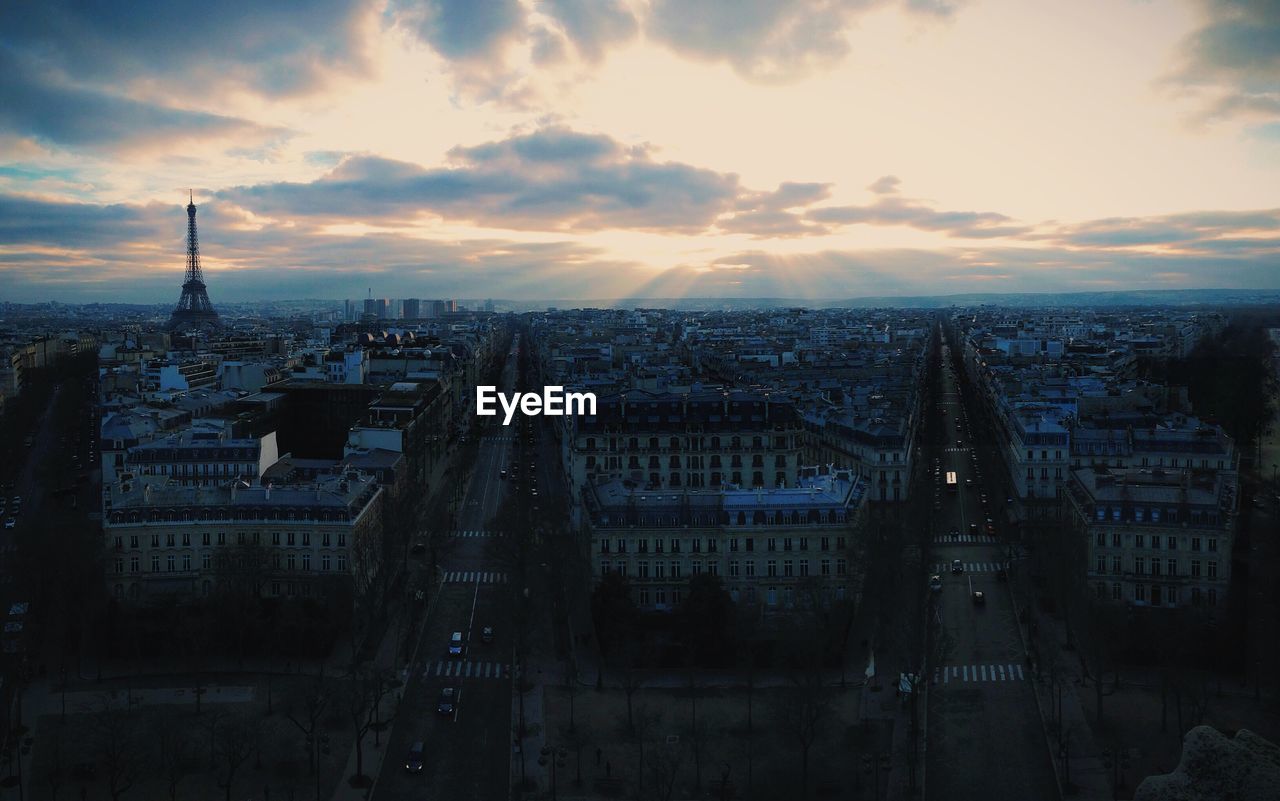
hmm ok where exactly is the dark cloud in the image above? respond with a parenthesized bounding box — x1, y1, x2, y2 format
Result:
(0, 0, 372, 99)
(1167, 0, 1280, 124)
(646, 0, 960, 83)
(1044, 209, 1280, 249)
(403, 0, 526, 61)
(868, 175, 901, 194)
(0, 49, 284, 153)
(540, 0, 639, 62)
(223, 127, 743, 233)
(806, 196, 1030, 238)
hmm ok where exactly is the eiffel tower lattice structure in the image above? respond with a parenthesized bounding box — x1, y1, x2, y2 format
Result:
(168, 192, 221, 331)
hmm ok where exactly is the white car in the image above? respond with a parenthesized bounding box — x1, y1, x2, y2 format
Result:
(3, 518, 15, 529)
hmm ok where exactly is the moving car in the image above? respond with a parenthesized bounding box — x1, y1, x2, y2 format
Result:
(481, 626, 494, 643)
(405, 742, 425, 772)
(448, 631, 464, 657)
(499, 469, 507, 480)
(437, 688, 456, 716)
(3, 518, 14, 530)
(929, 574, 943, 592)
(972, 590, 985, 605)
(968, 522, 979, 536)
(951, 559, 964, 574)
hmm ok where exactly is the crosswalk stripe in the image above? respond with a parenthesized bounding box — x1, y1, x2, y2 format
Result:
(963, 665, 969, 681)
(1017, 664, 1025, 680)
(980, 665, 987, 681)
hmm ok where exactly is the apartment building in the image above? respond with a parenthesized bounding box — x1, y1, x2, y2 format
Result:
(563, 390, 804, 493)
(585, 468, 867, 611)
(104, 469, 384, 603)
(1066, 466, 1234, 609)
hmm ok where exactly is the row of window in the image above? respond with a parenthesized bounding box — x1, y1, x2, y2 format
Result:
(1092, 555, 1219, 579)
(112, 579, 322, 600)
(602, 535, 847, 554)
(1094, 532, 1218, 552)
(1092, 506, 1219, 526)
(113, 531, 348, 549)
(583, 435, 793, 451)
(602, 558, 848, 579)
(1095, 582, 1219, 606)
(633, 584, 847, 607)
(114, 552, 349, 573)
(129, 461, 257, 476)
(587, 454, 788, 469)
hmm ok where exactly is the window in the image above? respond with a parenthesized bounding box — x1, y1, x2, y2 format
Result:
(654, 563, 665, 578)
(302, 532, 310, 546)
(1096, 531, 1105, 547)
(1208, 538, 1218, 552)
(1191, 537, 1201, 552)
(1208, 561, 1218, 579)
(302, 553, 311, 571)
(1112, 557, 1121, 574)
(1135, 534, 1145, 548)
(1191, 560, 1201, 577)
(1208, 588, 1217, 605)
(1167, 558, 1177, 577)
(1111, 532, 1121, 547)
(338, 534, 346, 547)
(182, 532, 190, 546)
(767, 538, 777, 552)
(1167, 536, 1177, 550)
(730, 561, 740, 577)
(767, 560, 778, 577)
(836, 558, 847, 575)
(202, 553, 211, 570)
(218, 532, 226, 545)
(670, 561, 681, 578)
(799, 560, 809, 577)
(821, 559, 831, 576)
(820, 537, 830, 551)
(131, 556, 140, 573)
(1166, 586, 1178, 605)
(1111, 583, 1121, 600)
(273, 532, 281, 545)
(1152, 560, 1161, 576)
(322, 554, 331, 571)
(1096, 556, 1106, 573)
(638, 561, 650, 579)
(115, 558, 124, 574)
(337, 555, 347, 571)
(1135, 583, 1145, 602)
(783, 560, 793, 577)
(182, 553, 191, 571)
(166, 554, 175, 572)
(1135, 557, 1145, 575)
(151, 534, 160, 548)
(745, 561, 756, 577)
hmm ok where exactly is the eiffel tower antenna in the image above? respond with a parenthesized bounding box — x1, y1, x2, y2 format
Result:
(168, 191, 220, 330)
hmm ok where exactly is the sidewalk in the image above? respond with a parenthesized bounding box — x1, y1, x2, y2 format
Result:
(1019, 607, 1111, 801)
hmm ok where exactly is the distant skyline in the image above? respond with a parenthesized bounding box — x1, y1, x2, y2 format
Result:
(2, 0, 1278, 303)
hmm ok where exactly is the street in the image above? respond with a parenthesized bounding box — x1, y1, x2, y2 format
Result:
(373, 352, 521, 801)
(925, 349, 1058, 801)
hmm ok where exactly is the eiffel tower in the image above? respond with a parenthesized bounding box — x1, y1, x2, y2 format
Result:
(168, 192, 221, 330)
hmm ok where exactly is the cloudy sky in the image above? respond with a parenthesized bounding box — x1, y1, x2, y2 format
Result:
(1, 0, 1277, 303)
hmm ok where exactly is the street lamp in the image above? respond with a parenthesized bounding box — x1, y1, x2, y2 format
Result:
(861, 752, 891, 801)
(538, 746, 568, 800)
(1102, 746, 1130, 799)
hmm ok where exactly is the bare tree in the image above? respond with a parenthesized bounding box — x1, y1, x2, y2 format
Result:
(195, 708, 230, 770)
(341, 664, 397, 784)
(646, 740, 685, 801)
(283, 669, 331, 774)
(91, 699, 141, 801)
(624, 702, 662, 799)
(215, 713, 257, 801)
(773, 671, 835, 801)
(156, 711, 195, 801)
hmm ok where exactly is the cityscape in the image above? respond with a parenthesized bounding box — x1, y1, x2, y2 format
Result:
(2, 2, 1279, 801)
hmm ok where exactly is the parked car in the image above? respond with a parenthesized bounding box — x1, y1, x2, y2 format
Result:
(3, 519, 14, 530)
(929, 574, 943, 592)
(481, 626, 494, 643)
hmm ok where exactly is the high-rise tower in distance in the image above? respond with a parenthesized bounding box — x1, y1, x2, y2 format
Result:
(168, 192, 220, 330)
